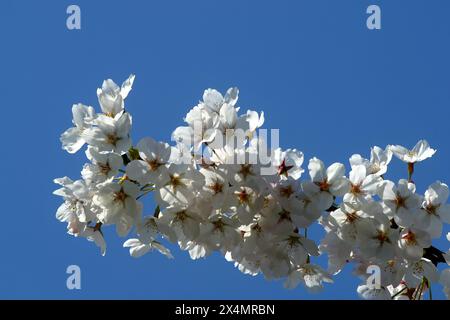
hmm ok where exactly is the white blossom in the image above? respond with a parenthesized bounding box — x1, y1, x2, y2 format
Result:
(123, 238, 173, 259)
(285, 264, 333, 292)
(81, 146, 123, 184)
(55, 78, 450, 300)
(125, 137, 171, 185)
(93, 180, 141, 236)
(417, 181, 450, 238)
(343, 165, 382, 205)
(380, 179, 422, 228)
(390, 140, 436, 163)
(271, 148, 304, 180)
(53, 177, 96, 223)
(357, 284, 391, 300)
(397, 227, 431, 260)
(350, 145, 392, 176)
(60, 103, 96, 154)
(83, 112, 132, 153)
(97, 74, 135, 118)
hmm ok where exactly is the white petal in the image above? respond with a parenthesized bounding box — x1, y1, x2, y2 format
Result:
(390, 145, 409, 161)
(130, 244, 151, 258)
(123, 238, 142, 248)
(308, 157, 325, 182)
(349, 165, 366, 185)
(326, 163, 345, 184)
(224, 87, 239, 106)
(120, 74, 135, 99)
(60, 127, 85, 154)
(203, 89, 223, 112)
(126, 160, 150, 184)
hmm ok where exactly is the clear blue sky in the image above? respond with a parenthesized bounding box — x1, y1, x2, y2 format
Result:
(1, 0, 449, 299)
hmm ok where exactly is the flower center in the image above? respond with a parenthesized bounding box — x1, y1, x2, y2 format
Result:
(212, 219, 225, 232)
(402, 230, 417, 246)
(251, 223, 262, 234)
(209, 181, 224, 195)
(169, 174, 184, 190)
(239, 164, 253, 179)
(278, 209, 292, 223)
(395, 194, 407, 210)
(107, 133, 119, 146)
(98, 162, 111, 175)
(279, 185, 294, 198)
(350, 183, 362, 195)
(174, 210, 188, 222)
(287, 235, 300, 247)
(277, 159, 294, 177)
(346, 211, 359, 223)
(317, 179, 330, 192)
(425, 203, 439, 216)
(236, 189, 251, 204)
(375, 230, 390, 244)
(147, 158, 162, 171)
(114, 189, 127, 203)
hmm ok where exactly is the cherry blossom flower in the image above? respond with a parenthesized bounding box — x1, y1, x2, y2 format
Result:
(285, 264, 333, 292)
(157, 205, 202, 242)
(202, 87, 238, 113)
(318, 232, 352, 275)
(125, 137, 171, 185)
(308, 157, 349, 209)
(154, 164, 205, 207)
(380, 179, 422, 228)
(53, 177, 96, 223)
(83, 112, 132, 154)
(245, 110, 264, 138)
(65, 218, 106, 256)
(350, 145, 392, 176)
(417, 181, 450, 238)
(197, 215, 241, 251)
(226, 185, 264, 224)
(390, 140, 436, 164)
(276, 232, 320, 266)
(198, 167, 229, 210)
(81, 146, 123, 184)
(357, 221, 398, 261)
(93, 180, 141, 236)
(270, 148, 304, 180)
(398, 227, 431, 260)
(343, 165, 382, 205)
(328, 203, 374, 243)
(97, 74, 135, 118)
(403, 258, 439, 288)
(357, 284, 391, 300)
(60, 103, 96, 154)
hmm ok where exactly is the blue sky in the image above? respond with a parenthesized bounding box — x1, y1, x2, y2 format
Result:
(1, 0, 449, 299)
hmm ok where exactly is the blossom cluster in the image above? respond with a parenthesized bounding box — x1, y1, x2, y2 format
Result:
(54, 75, 450, 299)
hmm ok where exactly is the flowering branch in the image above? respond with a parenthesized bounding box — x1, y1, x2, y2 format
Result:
(54, 75, 450, 299)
